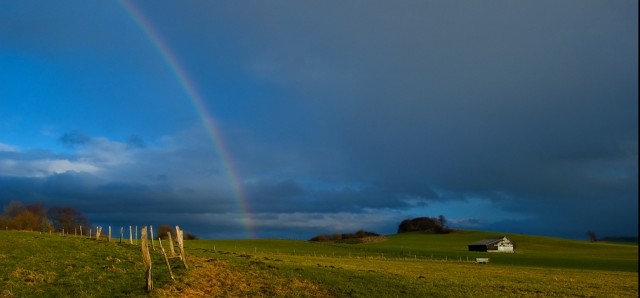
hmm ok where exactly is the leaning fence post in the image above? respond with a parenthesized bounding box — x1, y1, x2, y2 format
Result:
(167, 232, 176, 257)
(176, 225, 188, 269)
(141, 226, 153, 292)
(158, 237, 175, 280)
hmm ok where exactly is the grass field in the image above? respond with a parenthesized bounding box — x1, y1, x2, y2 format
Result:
(1, 230, 637, 297)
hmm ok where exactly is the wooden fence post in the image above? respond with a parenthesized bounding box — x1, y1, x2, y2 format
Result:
(176, 225, 188, 269)
(129, 226, 133, 245)
(108, 226, 111, 242)
(158, 237, 175, 280)
(141, 226, 153, 292)
(150, 226, 155, 251)
(135, 226, 138, 245)
(120, 227, 123, 243)
(167, 232, 176, 257)
(80, 226, 83, 237)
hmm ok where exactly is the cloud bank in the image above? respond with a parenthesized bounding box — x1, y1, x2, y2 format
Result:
(0, 0, 637, 239)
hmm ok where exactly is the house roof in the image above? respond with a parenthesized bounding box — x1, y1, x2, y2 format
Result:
(468, 236, 508, 246)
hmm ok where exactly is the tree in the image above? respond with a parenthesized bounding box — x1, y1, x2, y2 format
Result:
(437, 215, 447, 229)
(0, 215, 10, 230)
(184, 232, 199, 240)
(2, 202, 52, 231)
(11, 210, 40, 230)
(3, 200, 25, 217)
(157, 224, 197, 240)
(587, 230, 598, 242)
(25, 203, 52, 231)
(157, 224, 176, 240)
(309, 230, 380, 242)
(47, 206, 89, 232)
(398, 216, 451, 234)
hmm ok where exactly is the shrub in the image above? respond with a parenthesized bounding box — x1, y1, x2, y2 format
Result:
(397, 216, 452, 234)
(309, 230, 380, 242)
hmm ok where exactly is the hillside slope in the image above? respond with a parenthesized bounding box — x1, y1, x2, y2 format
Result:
(2, 230, 637, 297)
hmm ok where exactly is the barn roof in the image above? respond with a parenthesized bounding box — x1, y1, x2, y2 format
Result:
(468, 236, 508, 246)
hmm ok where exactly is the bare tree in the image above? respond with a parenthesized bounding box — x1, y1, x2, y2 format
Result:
(437, 215, 447, 229)
(3, 200, 25, 217)
(587, 230, 598, 242)
(47, 206, 89, 232)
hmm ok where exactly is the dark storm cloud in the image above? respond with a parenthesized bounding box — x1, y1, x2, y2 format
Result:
(58, 130, 91, 147)
(244, 179, 425, 213)
(126, 135, 145, 149)
(0, 1, 636, 239)
(187, 0, 637, 237)
(0, 171, 226, 215)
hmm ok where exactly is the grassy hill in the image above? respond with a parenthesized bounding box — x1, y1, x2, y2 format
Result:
(1, 230, 637, 297)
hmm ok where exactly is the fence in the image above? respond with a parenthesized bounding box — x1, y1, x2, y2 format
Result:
(201, 244, 486, 264)
(47, 224, 188, 292)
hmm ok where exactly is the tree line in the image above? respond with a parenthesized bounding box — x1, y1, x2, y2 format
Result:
(1, 200, 200, 239)
(310, 215, 453, 241)
(397, 215, 452, 234)
(0, 200, 90, 232)
(157, 224, 199, 240)
(309, 230, 380, 242)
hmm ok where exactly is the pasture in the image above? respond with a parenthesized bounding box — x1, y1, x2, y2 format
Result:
(1, 230, 637, 297)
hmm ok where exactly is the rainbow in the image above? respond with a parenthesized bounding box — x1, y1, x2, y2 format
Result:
(119, 0, 255, 238)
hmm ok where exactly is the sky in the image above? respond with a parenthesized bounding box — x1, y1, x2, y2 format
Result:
(1, 0, 637, 240)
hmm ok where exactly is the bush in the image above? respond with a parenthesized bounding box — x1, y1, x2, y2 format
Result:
(184, 232, 199, 240)
(309, 230, 380, 242)
(397, 216, 452, 234)
(157, 224, 198, 240)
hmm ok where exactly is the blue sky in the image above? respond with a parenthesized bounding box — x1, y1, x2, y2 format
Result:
(1, 0, 637, 239)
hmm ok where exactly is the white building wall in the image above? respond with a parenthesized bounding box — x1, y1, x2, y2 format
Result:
(497, 245, 514, 253)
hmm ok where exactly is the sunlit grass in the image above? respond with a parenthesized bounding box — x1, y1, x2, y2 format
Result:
(0, 230, 174, 297)
(1, 230, 637, 297)
(185, 231, 638, 296)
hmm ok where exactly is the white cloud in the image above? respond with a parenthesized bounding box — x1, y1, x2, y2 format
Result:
(77, 137, 132, 167)
(0, 143, 19, 152)
(35, 159, 100, 175)
(0, 158, 101, 177)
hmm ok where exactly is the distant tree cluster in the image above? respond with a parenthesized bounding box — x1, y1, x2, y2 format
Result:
(309, 229, 380, 242)
(157, 224, 199, 240)
(0, 200, 89, 232)
(397, 215, 452, 234)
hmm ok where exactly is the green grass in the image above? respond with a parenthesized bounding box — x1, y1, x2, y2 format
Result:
(0, 230, 178, 297)
(1, 230, 637, 297)
(184, 231, 638, 296)
(187, 230, 638, 272)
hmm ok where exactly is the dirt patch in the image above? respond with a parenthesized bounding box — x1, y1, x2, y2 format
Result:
(153, 255, 330, 297)
(10, 268, 56, 285)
